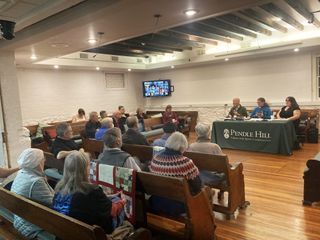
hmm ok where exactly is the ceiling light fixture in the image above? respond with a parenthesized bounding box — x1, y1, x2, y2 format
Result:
(171, 65, 175, 69)
(88, 39, 97, 44)
(128, 68, 132, 72)
(141, 42, 146, 46)
(184, 9, 198, 16)
(30, 54, 37, 60)
(294, 48, 300, 52)
(96, 67, 100, 70)
(225, 58, 229, 62)
(54, 65, 59, 69)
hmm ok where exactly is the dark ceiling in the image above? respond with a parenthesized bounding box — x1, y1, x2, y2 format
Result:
(85, 0, 320, 58)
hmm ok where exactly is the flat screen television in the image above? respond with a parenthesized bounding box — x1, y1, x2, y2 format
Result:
(142, 79, 171, 97)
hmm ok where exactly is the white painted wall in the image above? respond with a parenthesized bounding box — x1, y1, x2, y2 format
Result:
(17, 68, 144, 125)
(142, 52, 313, 107)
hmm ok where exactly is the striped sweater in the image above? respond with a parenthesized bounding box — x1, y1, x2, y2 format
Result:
(150, 148, 200, 181)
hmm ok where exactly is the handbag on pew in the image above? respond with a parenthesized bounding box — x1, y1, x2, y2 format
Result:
(107, 220, 134, 240)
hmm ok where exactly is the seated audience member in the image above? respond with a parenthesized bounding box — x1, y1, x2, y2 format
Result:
(98, 128, 141, 171)
(162, 105, 178, 124)
(72, 108, 87, 123)
(51, 123, 80, 159)
(150, 132, 202, 216)
(136, 107, 147, 131)
(85, 111, 101, 138)
(122, 116, 149, 146)
(113, 111, 126, 134)
(95, 117, 114, 140)
(189, 123, 222, 155)
(53, 151, 127, 235)
(11, 148, 54, 239)
(228, 98, 248, 118)
(250, 97, 272, 119)
(118, 105, 128, 118)
(153, 122, 176, 147)
(276, 96, 301, 130)
(99, 110, 108, 120)
(189, 123, 224, 186)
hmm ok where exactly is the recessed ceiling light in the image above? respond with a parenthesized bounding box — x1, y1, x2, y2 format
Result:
(184, 9, 198, 16)
(30, 55, 37, 60)
(128, 68, 131, 72)
(225, 58, 229, 61)
(96, 67, 100, 70)
(54, 65, 59, 69)
(171, 65, 175, 69)
(88, 39, 97, 44)
(141, 42, 146, 46)
(294, 48, 299, 52)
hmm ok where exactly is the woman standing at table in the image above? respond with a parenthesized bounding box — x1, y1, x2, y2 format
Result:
(251, 97, 273, 119)
(276, 96, 301, 130)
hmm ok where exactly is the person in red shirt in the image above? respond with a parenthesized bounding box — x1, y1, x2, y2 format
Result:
(162, 105, 178, 124)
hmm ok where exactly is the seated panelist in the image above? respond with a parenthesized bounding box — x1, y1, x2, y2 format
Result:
(228, 98, 248, 118)
(250, 97, 273, 119)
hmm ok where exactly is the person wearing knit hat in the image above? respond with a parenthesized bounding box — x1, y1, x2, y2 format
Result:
(11, 148, 54, 239)
(152, 122, 176, 147)
(150, 132, 202, 216)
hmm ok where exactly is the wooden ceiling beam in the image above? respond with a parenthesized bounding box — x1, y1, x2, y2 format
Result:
(285, 0, 320, 28)
(193, 22, 243, 41)
(201, 18, 257, 38)
(172, 25, 232, 43)
(85, 48, 147, 57)
(260, 3, 304, 31)
(119, 42, 174, 53)
(218, 14, 272, 36)
(162, 30, 218, 46)
(239, 9, 287, 33)
(152, 33, 205, 48)
(132, 35, 193, 50)
(127, 39, 186, 52)
(110, 44, 166, 55)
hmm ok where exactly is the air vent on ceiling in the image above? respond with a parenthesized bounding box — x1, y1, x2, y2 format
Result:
(111, 56, 119, 62)
(79, 53, 88, 59)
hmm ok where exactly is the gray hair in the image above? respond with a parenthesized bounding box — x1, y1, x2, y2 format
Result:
(103, 127, 122, 148)
(89, 111, 98, 120)
(165, 132, 188, 153)
(126, 116, 138, 129)
(101, 117, 114, 128)
(55, 151, 94, 195)
(195, 123, 211, 139)
(56, 123, 70, 137)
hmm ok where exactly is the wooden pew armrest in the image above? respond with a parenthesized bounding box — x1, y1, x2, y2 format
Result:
(230, 162, 243, 172)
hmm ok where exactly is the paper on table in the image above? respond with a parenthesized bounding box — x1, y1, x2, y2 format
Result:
(98, 164, 114, 184)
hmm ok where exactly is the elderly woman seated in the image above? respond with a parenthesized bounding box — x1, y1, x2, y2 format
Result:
(95, 117, 114, 140)
(11, 148, 54, 239)
(150, 132, 202, 216)
(189, 123, 226, 197)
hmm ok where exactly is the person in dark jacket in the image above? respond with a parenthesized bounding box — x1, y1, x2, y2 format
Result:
(98, 128, 141, 171)
(52, 151, 126, 234)
(51, 123, 80, 159)
(122, 116, 149, 146)
(85, 111, 101, 138)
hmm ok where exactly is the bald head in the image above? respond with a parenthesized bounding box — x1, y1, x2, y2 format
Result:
(233, 98, 240, 107)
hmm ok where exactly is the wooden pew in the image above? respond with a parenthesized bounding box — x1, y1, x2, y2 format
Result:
(136, 171, 216, 239)
(121, 144, 249, 219)
(184, 151, 249, 219)
(0, 187, 106, 240)
(303, 154, 320, 205)
(83, 138, 104, 159)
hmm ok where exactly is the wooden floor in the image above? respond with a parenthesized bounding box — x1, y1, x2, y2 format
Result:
(188, 134, 320, 240)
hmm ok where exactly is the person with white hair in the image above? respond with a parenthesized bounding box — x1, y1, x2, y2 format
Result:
(11, 148, 54, 239)
(95, 117, 114, 140)
(122, 116, 149, 146)
(189, 123, 222, 155)
(98, 128, 141, 171)
(150, 132, 202, 216)
(228, 97, 248, 118)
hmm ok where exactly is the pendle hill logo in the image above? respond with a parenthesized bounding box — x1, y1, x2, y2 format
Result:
(223, 128, 271, 142)
(223, 129, 230, 139)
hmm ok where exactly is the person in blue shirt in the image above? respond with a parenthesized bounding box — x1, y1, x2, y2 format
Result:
(95, 117, 114, 140)
(250, 97, 273, 119)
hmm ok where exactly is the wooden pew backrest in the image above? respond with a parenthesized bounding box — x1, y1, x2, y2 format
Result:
(0, 187, 106, 240)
